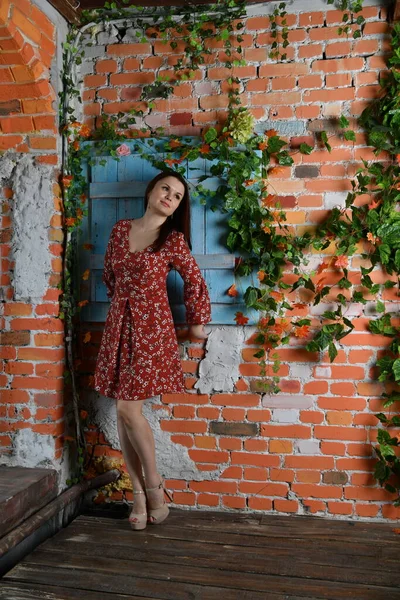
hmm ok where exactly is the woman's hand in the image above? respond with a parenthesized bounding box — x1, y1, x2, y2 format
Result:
(188, 324, 208, 340)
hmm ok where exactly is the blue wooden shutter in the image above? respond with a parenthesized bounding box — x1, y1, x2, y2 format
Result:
(78, 139, 255, 324)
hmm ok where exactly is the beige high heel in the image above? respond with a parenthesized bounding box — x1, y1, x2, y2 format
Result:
(145, 478, 173, 525)
(128, 489, 147, 531)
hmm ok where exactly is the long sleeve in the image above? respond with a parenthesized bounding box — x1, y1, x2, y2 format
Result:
(103, 225, 116, 299)
(169, 231, 211, 324)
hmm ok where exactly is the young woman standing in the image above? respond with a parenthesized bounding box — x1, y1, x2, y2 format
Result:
(94, 171, 211, 530)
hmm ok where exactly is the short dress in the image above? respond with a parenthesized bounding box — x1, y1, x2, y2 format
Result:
(94, 219, 211, 401)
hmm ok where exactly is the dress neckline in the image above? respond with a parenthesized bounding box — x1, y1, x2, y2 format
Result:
(126, 219, 155, 254)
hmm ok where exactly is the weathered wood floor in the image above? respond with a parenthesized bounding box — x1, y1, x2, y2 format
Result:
(1, 506, 399, 600)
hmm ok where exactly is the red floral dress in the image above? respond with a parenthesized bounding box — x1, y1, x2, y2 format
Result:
(94, 219, 211, 401)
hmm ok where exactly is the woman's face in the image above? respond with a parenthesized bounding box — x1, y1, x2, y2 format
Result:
(147, 176, 185, 218)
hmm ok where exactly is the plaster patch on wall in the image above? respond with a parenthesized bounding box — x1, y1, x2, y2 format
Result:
(89, 392, 225, 481)
(6, 428, 56, 468)
(195, 326, 250, 394)
(0, 153, 54, 301)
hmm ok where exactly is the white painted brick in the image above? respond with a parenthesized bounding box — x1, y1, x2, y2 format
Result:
(296, 440, 321, 455)
(83, 45, 106, 59)
(314, 367, 331, 378)
(272, 409, 299, 423)
(262, 395, 313, 409)
(324, 193, 347, 210)
(290, 364, 312, 379)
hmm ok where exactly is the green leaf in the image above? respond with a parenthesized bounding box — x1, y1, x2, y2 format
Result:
(299, 143, 313, 155)
(204, 128, 217, 143)
(253, 349, 265, 359)
(344, 130, 356, 142)
(376, 300, 385, 313)
(392, 358, 400, 381)
(339, 115, 349, 128)
(328, 341, 338, 362)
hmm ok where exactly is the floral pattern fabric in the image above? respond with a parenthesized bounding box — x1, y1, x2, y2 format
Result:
(94, 219, 211, 401)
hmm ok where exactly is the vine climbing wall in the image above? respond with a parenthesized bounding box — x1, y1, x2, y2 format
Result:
(78, 1, 400, 520)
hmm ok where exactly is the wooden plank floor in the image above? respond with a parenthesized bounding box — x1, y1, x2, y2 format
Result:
(1, 506, 399, 600)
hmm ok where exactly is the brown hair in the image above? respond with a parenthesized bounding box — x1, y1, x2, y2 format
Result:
(144, 170, 192, 252)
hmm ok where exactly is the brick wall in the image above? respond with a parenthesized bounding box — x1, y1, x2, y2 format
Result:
(80, 3, 400, 520)
(0, 0, 66, 466)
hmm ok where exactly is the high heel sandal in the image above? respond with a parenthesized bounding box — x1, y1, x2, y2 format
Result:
(128, 489, 147, 531)
(145, 478, 173, 525)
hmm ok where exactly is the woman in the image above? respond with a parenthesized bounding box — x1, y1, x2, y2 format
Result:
(94, 171, 211, 530)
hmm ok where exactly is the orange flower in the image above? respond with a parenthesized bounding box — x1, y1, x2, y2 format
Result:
(82, 269, 90, 280)
(265, 129, 278, 138)
(270, 290, 284, 302)
(269, 167, 285, 176)
(78, 299, 89, 307)
(244, 179, 256, 186)
(334, 255, 348, 269)
(292, 302, 307, 309)
(227, 284, 239, 297)
(315, 276, 327, 292)
(83, 243, 94, 250)
(169, 139, 181, 149)
(199, 144, 210, 154)
(80, 194, 87, 204)
(294, 324, 310, 338)
(259, 317, 269, 329)
(62, 175, 73, 188)
(396, 154, 400, 164)
(79, 124, 91, 137)
(367, 232, 376, 243)
(83, 331, 91, 343)
(76, 208, 83, 219)
(317, 261, 330, 274)
(262, 224, 271, 234)
(80, 409, 88, 419)
(65, 217, 76, 227)
(164, 158, 180, 166)
(261, 194, 276, 208)
(235, 311, 249, 325)
(272, 211, 284, 223)
(73, 141, 80, 151)
(368, 198, 380, 210)
(70, 121, 81, 129)
(269, 318, 290, 336)
(258, 141, 267, 151)
(257, 270, 266, 282)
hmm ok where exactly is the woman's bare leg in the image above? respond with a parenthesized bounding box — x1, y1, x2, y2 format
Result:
(117, 400, 160, 489)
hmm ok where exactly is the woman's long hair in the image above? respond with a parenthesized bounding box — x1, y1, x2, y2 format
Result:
(144, 170, 191, 251)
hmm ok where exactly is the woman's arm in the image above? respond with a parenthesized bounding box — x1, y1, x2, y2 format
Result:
(169, 231, 211, 330)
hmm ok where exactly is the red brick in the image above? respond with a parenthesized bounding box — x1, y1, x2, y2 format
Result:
(162, 393, 208, 405)
(188, 449, 229, 463)
(96, 59, 118, 73)
(161, 420, 207, 434)
(314, 426, 367, 442)
(248, 497, 273, 510)
(211, 394, 260, 407)
(312, 58, 364, 73)
(11, 376, 63, 390)
(292, 483, 343, 499)
(231, 452, 280, 467)
(262, 424, 311, 439)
